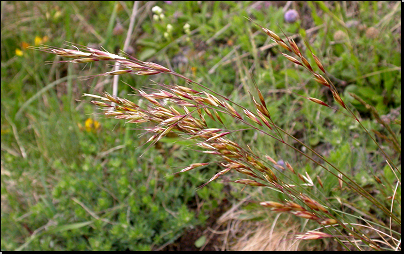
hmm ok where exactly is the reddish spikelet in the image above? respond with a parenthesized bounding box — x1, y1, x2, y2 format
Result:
(250, 93, 271, 119)
(159, 115, 184, 127)
(204, 108, 215, 121)
(338, 173, 343, 189)
(197, 142, 217, 150)
(103, 92, 119, 104)
(90, 100, 113, 108)
(234, 179, 266, 186)
(282, 53, 303, 66)
(135, 69, 162, 76)
(265, 155, 277, 165)
(296, 231, 333, 240)
(298, 173, 306, 182)
(285, 162, 295, 174)
(256, 110, 273, 130)
(256, 89, 267, 109)
(205, 132, 231, 142)
(263, 28, 282, 41)
(176, 163, 209, 174)
(236, 168, 260, 178)
(262, 170, 277, 183)
(300, 194, 320, 211)
(223, 162, 244, 169)
(260, 201, 285, 208)
(312, 53, 326, 74)
(117, 60, 149, 71)
(223, 101, 242, 119)
(222, 139, 241, 149)
(105, 69, 134, 76)
(300, 55, 313, 72)
(48, 47, 92, 58)
(332, 90, 346, 109)
(307, 97, 330, 107)
(63, 57, 99, 63)
(313, 73, 330, 87)
(288, 38, 301, 56)
(271, 207, 293, 212)
(138, 90, 161, 106)
(142, 61, 170, 72)
(316, 176, 324, 188)
(285, 201, 305, 211)
(243, 109, 262, 126)
(320, 218, 338, 225)
(202, 92, 221, 107)
(87, 48, 126, 60)
(198, 167, 231, 189)
(202, 96, 218, 107)
(300, 194, 328, 213)
(209, 94, 224, 107)
(277, 40, 292, 52)
(168, 106, 181, 116)
(176, 85, 200, 94)
(171, 88, 193, 100)
(156, 124, 177, 140)
(149, 90, 175, 99)
(291, 210, 319, 220)
(214, 110, 224, 124)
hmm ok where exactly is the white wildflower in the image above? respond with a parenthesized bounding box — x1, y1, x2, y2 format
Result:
(152, 6, 162, 14)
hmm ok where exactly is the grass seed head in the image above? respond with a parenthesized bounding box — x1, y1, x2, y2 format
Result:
(260, 201, 285, 208)
(316, 175, 324, 188)
(234, 179, 266, 186)
(214, 110, 224, 124)
(285, 201, 305, 211)
(332, 90, 346, 109)
(313, 73, 330, 87)
(308, 97, 330, 107)
(223, 101, 242, 119)
(291, 210, 319, 220)
(142, 61, 170, 72)
(256, 110, 273, 130)
(277, 40, 292, 52)
(288, 38, 301, 55)
(262, 28, 281, 41)
(296, 231, 333, 240)
(320, 218, 338, 225)
(338, 173, 343, 189)
(285, 162, 295, 174)
(176, 162, 209, 174)
(265, 155, 277, 165)
(243, 109, 262, 126)
(300, 55, 313, 72)
(311, 53, 326, 74)
(282, 53, 303, 66)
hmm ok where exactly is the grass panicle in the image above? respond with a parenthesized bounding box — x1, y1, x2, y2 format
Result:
(36, 16, 401, 251)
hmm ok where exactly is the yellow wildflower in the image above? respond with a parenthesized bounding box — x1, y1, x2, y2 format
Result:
(35, 36, 42, 46)
(84, 118, 101, 132)
(15, 49, 23, 56)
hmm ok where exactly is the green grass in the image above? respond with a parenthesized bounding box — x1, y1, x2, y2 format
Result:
(1, 1, 401, 251)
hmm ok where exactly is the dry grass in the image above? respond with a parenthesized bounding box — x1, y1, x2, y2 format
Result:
(218, 209, 303, 251)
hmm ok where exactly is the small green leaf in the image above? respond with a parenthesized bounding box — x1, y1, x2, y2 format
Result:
(138, 48, 156, 61)
(194, 235, 206, 248)
(49, 221, 94, 233)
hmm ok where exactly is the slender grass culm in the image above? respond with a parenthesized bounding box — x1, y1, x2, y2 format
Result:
(34, 17, 401, 251)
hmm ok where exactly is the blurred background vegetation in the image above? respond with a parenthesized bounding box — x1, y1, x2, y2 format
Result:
(1, 1, 401, 251)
